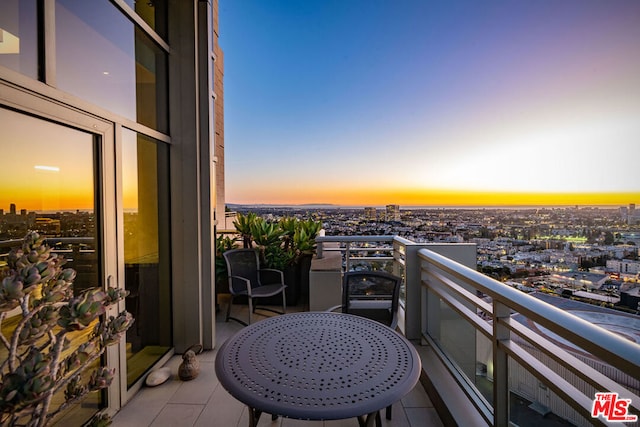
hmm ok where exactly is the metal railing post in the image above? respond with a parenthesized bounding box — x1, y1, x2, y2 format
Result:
(345, 242, 351, 272)
(493, 301, 510, 426)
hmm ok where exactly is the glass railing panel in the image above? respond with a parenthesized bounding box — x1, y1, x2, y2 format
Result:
(421, 246, 640, 426)
(434, 296, 478, 382)
(507, 357, 593, 426)
(475, 332, 493, 405)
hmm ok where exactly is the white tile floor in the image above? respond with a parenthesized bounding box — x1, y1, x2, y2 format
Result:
(112, 305, 444, 427)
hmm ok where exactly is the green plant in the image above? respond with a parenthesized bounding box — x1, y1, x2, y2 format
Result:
(0, 232, 134, 427)
(215, 235, 237, 284)
(293, 218, 323, 256)
(233, 212, 257, 249)
(231, 213, 322, 270)
(250, 218, 292, 270)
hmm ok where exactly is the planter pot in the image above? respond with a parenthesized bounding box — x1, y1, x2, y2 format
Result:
(260, 264, 298, 306)
(297, 254, 313, 305)
(228, 255, 313, 308)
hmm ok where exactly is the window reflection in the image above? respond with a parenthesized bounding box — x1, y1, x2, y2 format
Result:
(0, 107, 99, 292)
(123, 0, 168, 39)
(122, 129, 171, 387)
(0, 106, 101, 424)
(135, 26, 168, 133)
(56, 0, 168, 132)
(0, 0, 38, 79)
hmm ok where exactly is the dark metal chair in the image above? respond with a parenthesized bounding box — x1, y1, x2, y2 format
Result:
(328, 270, 402, 423)
(223, 249, 287, 325)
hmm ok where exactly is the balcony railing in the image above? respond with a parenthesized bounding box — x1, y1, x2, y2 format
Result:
(316, 235, 640, 426)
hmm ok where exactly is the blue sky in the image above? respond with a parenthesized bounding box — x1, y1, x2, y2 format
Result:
(220, 1, 640, 206)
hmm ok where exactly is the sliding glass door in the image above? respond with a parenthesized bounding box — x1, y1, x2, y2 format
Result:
(121, 129, 172, 387)
(0, 105, 110, 425)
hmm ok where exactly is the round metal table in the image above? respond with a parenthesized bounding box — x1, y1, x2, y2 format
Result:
(215, 312, 422, 427)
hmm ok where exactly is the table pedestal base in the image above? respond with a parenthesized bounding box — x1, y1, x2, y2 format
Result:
(247, 408, 278, 427)
(247, 407, 381, 427)
(357, 411, 382, 427)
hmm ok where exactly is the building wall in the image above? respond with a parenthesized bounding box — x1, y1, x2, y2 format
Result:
(213, 0, 226, 228)
(0, 0, 218, 414)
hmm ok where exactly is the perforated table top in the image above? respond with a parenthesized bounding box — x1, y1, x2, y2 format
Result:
(215, 312, 421, 422)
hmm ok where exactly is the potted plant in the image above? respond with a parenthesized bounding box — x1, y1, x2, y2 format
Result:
(215, 234, 238, 310)
(231, 213, 322, 305)
(0, 232, 134, 426)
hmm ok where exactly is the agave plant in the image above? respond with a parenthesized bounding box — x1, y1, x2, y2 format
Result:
(0, 232, 134, 427)
(232, 212, 257, 248)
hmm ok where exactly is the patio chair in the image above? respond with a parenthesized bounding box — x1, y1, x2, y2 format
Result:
(223, 248, 287, 325)
(327, 270, 402, 422)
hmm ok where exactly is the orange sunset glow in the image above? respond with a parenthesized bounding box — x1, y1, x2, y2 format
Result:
(228, 185, 640, 208)
(223, 2, 640, 207)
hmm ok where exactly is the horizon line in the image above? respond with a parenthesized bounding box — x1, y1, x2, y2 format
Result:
(227, 202, 634, 209)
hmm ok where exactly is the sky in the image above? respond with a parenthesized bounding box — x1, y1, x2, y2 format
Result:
(220, 0, 640, 207)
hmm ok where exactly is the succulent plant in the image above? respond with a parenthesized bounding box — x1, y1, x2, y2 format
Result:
(86, 411, 112, 427)
(58, 289, 107, 331)
(98, 312, 135, 346)
(105, 287, 129, 305)
(88, 367, 115, 391)
(0, 274, 25, 312)
(0, 232, 134, 426)
(64, 375, 87, 401)
(18, 305, 59, 346)
(0, 350, 54, 411)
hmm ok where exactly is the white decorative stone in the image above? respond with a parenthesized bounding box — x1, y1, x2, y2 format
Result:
(145, 367, 172, 387)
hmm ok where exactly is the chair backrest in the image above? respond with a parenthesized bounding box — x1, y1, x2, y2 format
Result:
(341, 271, 401, 328)
(223, 249, 261, 293)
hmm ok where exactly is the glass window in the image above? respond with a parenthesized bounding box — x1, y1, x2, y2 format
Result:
(0, 106, 102, 424)
(135, 26, 168, 133)
(123, 0, 167, 39)
(0, 0, 38, 79)
(122, 129, 171, 387)
(0, 107, 99, 292)
(56, 0, 168, 133)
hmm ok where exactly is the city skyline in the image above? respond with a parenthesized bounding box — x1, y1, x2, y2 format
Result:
(220, 1, 640, 206)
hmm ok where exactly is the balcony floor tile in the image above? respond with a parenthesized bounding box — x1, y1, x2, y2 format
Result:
(113, 303, 443, 427)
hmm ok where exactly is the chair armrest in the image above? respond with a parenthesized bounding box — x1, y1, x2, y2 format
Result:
(325, 305, 342, 313)
(258, 268, 285, 285)
(228, 275, 252, 295)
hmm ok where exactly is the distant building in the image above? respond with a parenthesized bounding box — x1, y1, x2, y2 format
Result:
(607, 259, 640, 275)
(363, 207, 377, 221)
(624, 203, 640, 225)
(35, 217, 61, 235)
(9, 204, 16, 215)
(549, 271, 608, 290)
(385, 204, 400, 222)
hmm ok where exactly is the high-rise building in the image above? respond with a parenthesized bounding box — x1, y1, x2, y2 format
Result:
(386, 204, 400, 222)
(0, 1, 223, 421)
(620, 206, 628, 221)
(364, 207, 377, 221)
